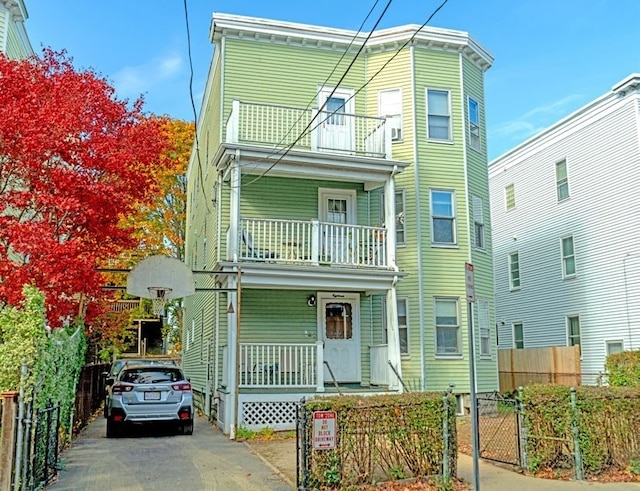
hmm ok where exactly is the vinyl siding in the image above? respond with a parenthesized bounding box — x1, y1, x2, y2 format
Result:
(491, 92, 640, 383)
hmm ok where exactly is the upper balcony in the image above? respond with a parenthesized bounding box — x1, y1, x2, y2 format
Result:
(225, 100, 392, 160)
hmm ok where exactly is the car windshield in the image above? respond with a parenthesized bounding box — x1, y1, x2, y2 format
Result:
(119, 368, 183, 384)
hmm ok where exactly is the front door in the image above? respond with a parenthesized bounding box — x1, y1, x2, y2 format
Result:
(319, 188, 356, 263)
(319, 293, 360, 383)
(318, 87, 355, 152)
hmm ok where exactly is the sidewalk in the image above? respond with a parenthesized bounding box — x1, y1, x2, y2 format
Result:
(247, 439, 640, 490)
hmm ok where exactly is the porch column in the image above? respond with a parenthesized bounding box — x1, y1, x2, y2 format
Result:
(386, 287, 403, 391)
(227, 278, 238, 438)
(229, 150, 241, 262)
(315, 341, 325, 393)
(384, 174, 397, 270)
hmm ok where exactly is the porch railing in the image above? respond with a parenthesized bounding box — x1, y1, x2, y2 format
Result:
(223, 343, 323, 390)
(226, 99, 390, 158)
(237, 218, 387, 268)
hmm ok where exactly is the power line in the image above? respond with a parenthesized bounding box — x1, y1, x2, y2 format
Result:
(183, 0, 211, 214)
(241, 0, 394, 188)
(241, 0, 448, 188)
(240, 0, 383, 177)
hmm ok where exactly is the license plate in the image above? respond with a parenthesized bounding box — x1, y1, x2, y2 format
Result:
(144, 391, 161, 401)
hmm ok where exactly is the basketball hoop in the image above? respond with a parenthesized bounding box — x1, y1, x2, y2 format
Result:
(148, 287, 172, 316)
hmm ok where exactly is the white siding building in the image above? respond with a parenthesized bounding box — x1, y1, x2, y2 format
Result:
(489, 74, 640, 384)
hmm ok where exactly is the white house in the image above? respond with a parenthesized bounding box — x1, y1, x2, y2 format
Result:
(489, 73, 640, 384)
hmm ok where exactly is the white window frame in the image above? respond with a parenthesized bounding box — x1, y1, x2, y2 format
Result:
(606, 340, 624, 356)
(505, 183, 516, 211)
(513, 322, 524, 349)
(467, 96, 481, 151)
(378, 88, 403, 142)
(381, 297, 409, 355)
(430, 189, 456, 245)
(566, 315, 580, 350)
(556, 159, 570, 201)
(426, 88, 452, 141)
(561, 235, 576, 278)
(478, 299, 491, 357)
(382, 189, 406, 245)
(509, 252, 521, 290)
(435, 297, 461, 356)
(472, 195, 485, 250)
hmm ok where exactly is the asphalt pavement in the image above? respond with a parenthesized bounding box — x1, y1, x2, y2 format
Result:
(47, 414, 292, 491)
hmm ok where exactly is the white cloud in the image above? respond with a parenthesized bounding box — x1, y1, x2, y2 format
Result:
(112, 51, 184, 100)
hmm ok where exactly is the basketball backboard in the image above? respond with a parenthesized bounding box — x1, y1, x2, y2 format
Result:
(126, 255, 195, 300)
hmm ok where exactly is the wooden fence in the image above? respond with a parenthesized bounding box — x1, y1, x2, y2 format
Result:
(498, 345, 581, 392)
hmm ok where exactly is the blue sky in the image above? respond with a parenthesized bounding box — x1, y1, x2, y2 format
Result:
(25, 0, 640, 160)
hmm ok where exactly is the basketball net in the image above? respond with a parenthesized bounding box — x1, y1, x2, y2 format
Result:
(148, 287, 172, 316)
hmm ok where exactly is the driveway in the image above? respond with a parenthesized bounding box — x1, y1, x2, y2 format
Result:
(47, 415, 292, 490)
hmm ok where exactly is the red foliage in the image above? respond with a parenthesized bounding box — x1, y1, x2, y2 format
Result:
(0, 50, 170, 326)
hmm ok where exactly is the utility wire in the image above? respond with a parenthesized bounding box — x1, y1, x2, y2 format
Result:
(183, 0, 211, 214)
(240, 0, 382, 176)
(241, 0, 394, 188)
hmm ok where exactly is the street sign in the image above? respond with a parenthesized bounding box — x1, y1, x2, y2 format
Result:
(465, 262, 475, 303)
(312, 410, 337, 450)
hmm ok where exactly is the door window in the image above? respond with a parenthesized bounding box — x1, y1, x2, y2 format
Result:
(325, 303, 353, 340)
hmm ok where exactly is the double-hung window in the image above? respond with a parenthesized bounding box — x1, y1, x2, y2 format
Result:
(468, 97, 480, 150)
(435, 298, 460, 355)
(509, 252, 521, 290)
(567, 315, 580, 350)
(380, 189, 406, 245)
(556, 159, 569, 201)
(562, 235, 576, 277)
(427, 89, 451, 140)
(431, 190, 456, 245)
(513, 323, 524, 349)
(472, 195, 485, 250)
(379, 88, 402, 141)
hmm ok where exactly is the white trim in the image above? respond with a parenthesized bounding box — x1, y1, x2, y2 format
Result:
(561, 234, 577, 279)
(508, 251, 521, 291)
(434, 296, 462, 357)
(467, 95, 481, 152)
(318, 187, 357, 225)
(512, 321, 524, 349)
(378, 87, 403, 142)
(429, 188, 457, 245)
(605, 339, 624, 356)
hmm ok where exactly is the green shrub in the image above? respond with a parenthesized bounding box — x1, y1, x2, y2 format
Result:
(606, 350, 640, 387)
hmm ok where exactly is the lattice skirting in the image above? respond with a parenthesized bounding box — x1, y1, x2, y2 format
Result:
(240, 400, 298, 430)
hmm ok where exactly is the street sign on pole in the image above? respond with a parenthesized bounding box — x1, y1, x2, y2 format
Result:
(313, 411, 337, 450)
(465, 262, 480, 491)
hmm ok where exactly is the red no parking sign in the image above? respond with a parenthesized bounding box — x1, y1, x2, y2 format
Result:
(312, 411, 336, 450)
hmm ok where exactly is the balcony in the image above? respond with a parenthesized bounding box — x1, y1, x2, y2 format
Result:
(225, 100, 391, 159)
(235, 218, 388, 269)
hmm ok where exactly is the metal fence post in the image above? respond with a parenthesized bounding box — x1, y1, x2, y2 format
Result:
(296, 397, 307, 491)
(517, 386, 528, 471)
(570, 387, 583, 480)
(442, 387, 452, 481)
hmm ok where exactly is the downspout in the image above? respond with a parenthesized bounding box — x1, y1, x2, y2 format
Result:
(410, 45, 427, 390)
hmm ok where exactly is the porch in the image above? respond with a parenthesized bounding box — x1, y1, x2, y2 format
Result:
(225, 99, 392, 159)
(218, 342, 396, 431)
(234, 218, 388, 268)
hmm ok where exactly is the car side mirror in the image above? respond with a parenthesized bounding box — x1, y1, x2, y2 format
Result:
(106, 377, 115, 386)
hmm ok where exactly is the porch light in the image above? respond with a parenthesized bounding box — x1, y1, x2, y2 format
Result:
(307, 295, 316, 307)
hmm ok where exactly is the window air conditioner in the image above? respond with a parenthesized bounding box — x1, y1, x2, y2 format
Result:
(391, 127, 402, 141)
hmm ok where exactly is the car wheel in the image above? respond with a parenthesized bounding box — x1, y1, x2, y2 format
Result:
(106, 418, 119, 438)
(181, 420, 194, 435)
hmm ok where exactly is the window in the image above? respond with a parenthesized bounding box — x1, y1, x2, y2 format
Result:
(431, 190, 456, 244)
(468, 97, 480, 150)
(381, 297, 409, 355)
(505, 184, 516, 210)
(478, 299, 491, 357)
(435, 298, 460, 355)
(472, 195, 485, 249)
(606, 340, 624, 356)
(567, 315, 580, 349)
(562, 235, 576, 277)
(556, 159, 569, 201)
(427, 89, 451, 140)
(379, 88, 402, 141)
(513, 323, 524, 349)
(509, 252, 521, 290)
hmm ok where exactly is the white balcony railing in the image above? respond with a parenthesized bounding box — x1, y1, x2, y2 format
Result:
(225, 100, 390, 158)
(223, 343, 323, 390)
(237, 218, 388, 268)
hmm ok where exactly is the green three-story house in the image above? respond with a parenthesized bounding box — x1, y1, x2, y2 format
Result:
(184, 13, 497, 436)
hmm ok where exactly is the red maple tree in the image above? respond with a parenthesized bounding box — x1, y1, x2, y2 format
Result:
(0, 50, 170, 326)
